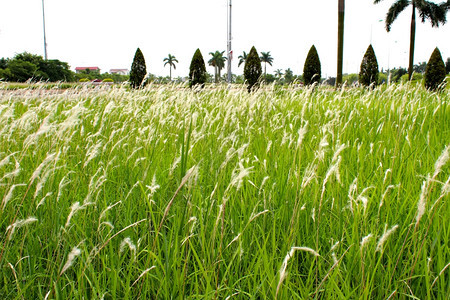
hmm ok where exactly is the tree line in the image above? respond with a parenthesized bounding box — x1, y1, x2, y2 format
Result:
(0, 52, 129, 83)
(129, 44, 449, 91)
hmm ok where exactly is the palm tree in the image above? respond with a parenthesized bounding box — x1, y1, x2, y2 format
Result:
(163, 54, 178, 81)
(238, 51, 247, 67)
(260, 52, 274, 79)
(374, 0, 449, 80)
(274, 69, 284, 80)
(208, 51, 227, 83)
(337, 0, 345, 86)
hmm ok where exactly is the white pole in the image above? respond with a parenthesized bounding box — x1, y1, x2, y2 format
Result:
(42, 0, 48, 60)
(227, 0, 232, 84)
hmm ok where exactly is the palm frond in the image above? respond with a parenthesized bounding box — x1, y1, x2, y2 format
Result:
(417, 1, 448, 27)
(386, 0, 411, 31)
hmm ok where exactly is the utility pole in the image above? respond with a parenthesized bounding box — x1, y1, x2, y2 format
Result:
(227, 0, 232, 84)
(336, 0, 344, 86)
(42, 0, 48, 60)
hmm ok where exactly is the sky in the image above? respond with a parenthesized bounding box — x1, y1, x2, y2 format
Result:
(1, 0, 449, 79)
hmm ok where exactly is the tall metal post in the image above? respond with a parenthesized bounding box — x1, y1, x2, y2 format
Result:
(42, 0, 48, 60)
(227, 0, 232, 84)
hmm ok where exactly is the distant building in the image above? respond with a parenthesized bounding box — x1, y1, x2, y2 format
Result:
(75, 67, 100, 74)
(110, 69, 129, 75)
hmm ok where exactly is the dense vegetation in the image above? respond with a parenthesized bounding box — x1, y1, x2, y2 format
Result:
(0, 85, 448, 298)
(0, 52, 73, 82)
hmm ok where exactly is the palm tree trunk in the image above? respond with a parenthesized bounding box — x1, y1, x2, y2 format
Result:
(408, 3, 416, 81)
(215, 66, 218, 83)
(336, 0, 345, 87)
(264, 63, 267, 82)
(170, 66, 172, 81)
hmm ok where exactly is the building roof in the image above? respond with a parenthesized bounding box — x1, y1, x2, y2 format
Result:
(110, 69, 128, 72)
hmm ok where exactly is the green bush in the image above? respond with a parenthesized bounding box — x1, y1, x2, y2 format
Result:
(189, 49, 207, 88)
(129, 48, 147, 89)
(303, 45, 321, 86)
(424, 47, 446, 91)
(103, 78, 114, 83)
(400, 73, 423, 83)
(359, 45, 379, 87)
(79, 78, 90, 83)
(244, 46, 262, 92)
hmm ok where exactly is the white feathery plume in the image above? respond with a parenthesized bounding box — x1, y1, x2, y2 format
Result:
(376, 224, 399, 252)
(60, 246, 82, 275)
(1, 159, 21, 181)
(131, 266, 156, 287)
(415, 179, 429, 226)
(36, 192, 53, 210)
(296, 122, 308, 149)
(6, 217, 38, 240)
(30, 152, 57, 183)
(65, 201, 94, 227)
(360, 234, 373, 250)
(119, 237, 137, 260)
(2, 183, 27, 209)
(99, 201, 122, 220)
(432, 145, 449, 180)
(276, 246, 320, 296)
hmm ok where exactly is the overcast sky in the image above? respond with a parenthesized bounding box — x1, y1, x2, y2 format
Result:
(1, 0, 449, 78)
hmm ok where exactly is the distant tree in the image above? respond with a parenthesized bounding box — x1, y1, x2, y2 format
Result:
(129, 48, 147, 89)
(303, 45, 321, 86)
(446, 57, 450, 74)
(238, 51, 247, 67)
(390, 67, 408, 82)
(14, 52, 43, 67)
(260, 51, 274, 80)
(284, 68, 294, 84)
(274, 69, 283, 80)
(424, 47, 446, 90)
(413, 61, 427, 74)
(208, 51, 227, 83)
(0, 58, 9, 69)
(189, 49, 207, 88)
(374, 0, 450, 81)
(163, 54, 178, 81)
(359, 45, 379, 87)
(7, 60, 37, 82)
(244, 46, 262, 92)
(39, 59, 74, 81)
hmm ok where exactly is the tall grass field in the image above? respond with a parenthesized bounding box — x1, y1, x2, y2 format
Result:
(0, 84, 449, 299)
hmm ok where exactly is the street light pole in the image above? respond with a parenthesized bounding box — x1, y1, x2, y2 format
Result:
(42, 0, 48, 60)
(227, 0, 232, 84)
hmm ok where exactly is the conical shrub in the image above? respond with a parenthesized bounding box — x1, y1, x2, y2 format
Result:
(189, 49, 207, 88)
(303, 45, 321, 86)
(129, 48, 147, 89)
(244, 46, 262, 92)
(425, 47, 446, 91)
(359, 45, 379, 87)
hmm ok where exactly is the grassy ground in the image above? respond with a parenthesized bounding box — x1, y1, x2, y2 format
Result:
(0, 84, 449, 299)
